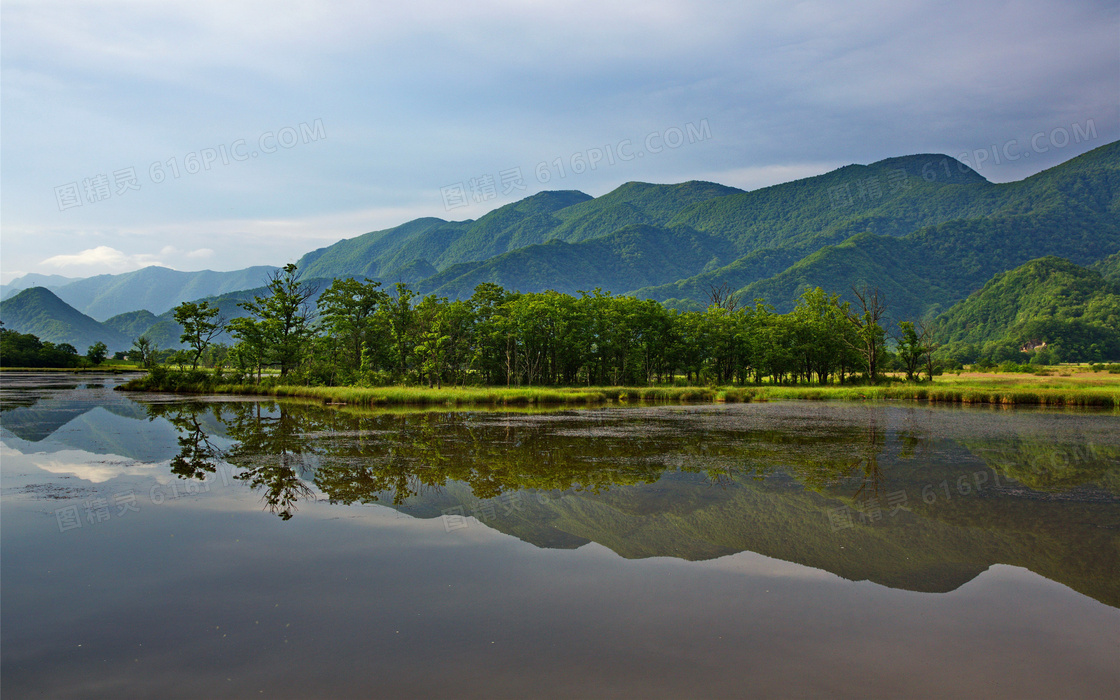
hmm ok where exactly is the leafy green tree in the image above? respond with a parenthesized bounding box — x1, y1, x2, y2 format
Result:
(129, 336, 158, 369)
(234, 263, 317, 377)
(384, 283, 418, 382)
(173, 300, 223, 370)
(227, 317, 268, 383)
(317, 277, 388, 381)
(413, 295, 452, 387)
(86, 341, 108, 365)
(896, 321, 924, 381)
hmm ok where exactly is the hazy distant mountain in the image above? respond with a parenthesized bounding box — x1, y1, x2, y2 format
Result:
(0, 287, 130, 352)
(0, 273, 83, 300)
(50, 265, 279, 320)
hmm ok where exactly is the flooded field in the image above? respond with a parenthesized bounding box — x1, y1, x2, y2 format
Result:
(2, 373, 1118, 698)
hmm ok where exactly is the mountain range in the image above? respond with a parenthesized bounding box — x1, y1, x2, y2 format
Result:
(2, 141, 1117, 351)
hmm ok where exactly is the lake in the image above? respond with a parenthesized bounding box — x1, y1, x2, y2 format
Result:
(1, 372, 1118, 698)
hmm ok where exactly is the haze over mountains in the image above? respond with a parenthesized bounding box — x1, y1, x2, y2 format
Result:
(2, 142, 1117, 352)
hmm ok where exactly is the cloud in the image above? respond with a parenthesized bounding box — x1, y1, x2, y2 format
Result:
(40, 246, 165, 271)
(3, 0, 1117, 281)
(38, 244, 214, 275)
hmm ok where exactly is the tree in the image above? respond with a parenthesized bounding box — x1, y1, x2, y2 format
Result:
(129, 336, 158, 368)
(316, 277, 388, 380)
(413, 294, 451, 387)
(707, 282, 741, 313)
(896, 322, 924, 381)
(86, 341, 108, 365)
(173, 301, 224, 370)
(915, 319, 940, 380)
(384, 283, 417, 381)
(841, 286, 888, 382)
(227, 317, 267, 383)
(235, 263, 318, 377)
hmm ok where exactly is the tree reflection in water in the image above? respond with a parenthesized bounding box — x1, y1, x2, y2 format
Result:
(145, 401, 1119, 522)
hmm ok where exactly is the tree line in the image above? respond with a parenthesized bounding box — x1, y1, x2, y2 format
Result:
(0, 325, 108, 368)
(157, 263, 937, 387)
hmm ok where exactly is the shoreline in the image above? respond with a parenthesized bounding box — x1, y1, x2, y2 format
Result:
(112, 377, 1120, 409)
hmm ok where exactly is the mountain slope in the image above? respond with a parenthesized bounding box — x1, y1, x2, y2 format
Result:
(931, 256, 1120, 362)
(730, 142, 1120, 320)
(295, 181, 741, 283)
(421, 224, 736, 298)
(0, 287, 130, 351)
(1089, 250, 1120, 283)
(103, 310, 159, 340)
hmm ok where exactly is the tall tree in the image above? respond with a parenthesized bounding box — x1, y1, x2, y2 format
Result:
(173, 300, 224, 370)
(317, 277, 388, 380)
(130, 336, 158, 369)
(841, 286, 888, 382)
(235, 263, 318, 377)
(384, 283, 418, 382)
(896, 321, 924, 382)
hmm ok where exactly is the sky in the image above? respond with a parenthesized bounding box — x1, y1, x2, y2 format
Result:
(2, 0, 1117, 284)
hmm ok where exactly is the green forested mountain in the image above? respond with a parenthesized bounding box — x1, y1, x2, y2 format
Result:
(721, 143, 1120, 320)
(103, 309, 159, 339)
(6, 142, 1118, 336)
(0, 287, 130, 352)
(931, 256, 1120, 363)
(419, 224, 735, 298)
(295, 182, 740, 282)
(50, 265, 279, 320)
(1090, 250, 1120, 283)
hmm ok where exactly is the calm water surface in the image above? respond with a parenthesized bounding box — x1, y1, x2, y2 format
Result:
(2, 373, 1118, 698)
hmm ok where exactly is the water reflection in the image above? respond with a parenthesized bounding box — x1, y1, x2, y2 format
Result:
(125, 401, 1120, 607)
(140, 400, 1120, 517)
(5, 381, 1118, 607)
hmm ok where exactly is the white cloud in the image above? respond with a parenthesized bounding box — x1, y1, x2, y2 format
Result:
(40, 246, 165, 272)
(38, 244, 220, 276)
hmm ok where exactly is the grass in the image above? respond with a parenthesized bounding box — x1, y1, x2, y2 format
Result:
(113, 365, 1120, 410)
(130, 382, 722, 407)
(0, 363, 144, 373)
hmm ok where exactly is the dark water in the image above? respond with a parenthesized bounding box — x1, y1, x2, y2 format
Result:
(2, 373, 1118, 699)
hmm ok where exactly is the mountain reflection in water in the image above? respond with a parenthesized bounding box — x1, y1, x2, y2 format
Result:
(129, 398, 1120, 607)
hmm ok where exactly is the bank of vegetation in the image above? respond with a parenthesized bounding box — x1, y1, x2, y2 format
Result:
(109, 263, 1120, 409)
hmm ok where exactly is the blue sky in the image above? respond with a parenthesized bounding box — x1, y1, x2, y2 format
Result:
(2, 0, 1117, 283)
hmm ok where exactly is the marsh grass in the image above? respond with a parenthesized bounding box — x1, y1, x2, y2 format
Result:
(117, 366, 1120, 409)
